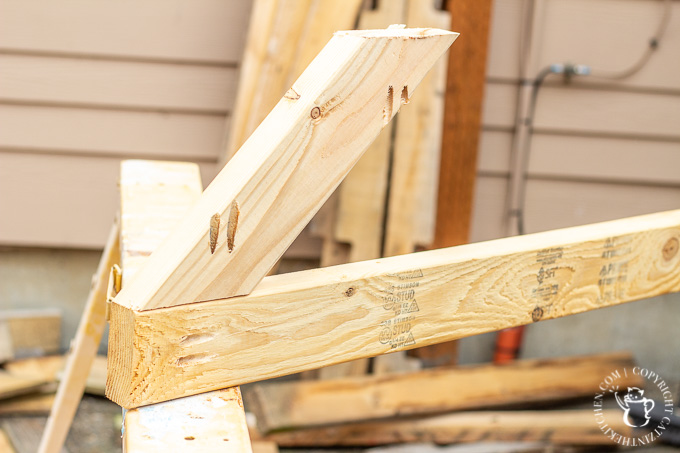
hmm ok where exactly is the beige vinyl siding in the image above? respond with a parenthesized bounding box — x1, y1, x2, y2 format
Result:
(0, 0, 251, 248)
(471, 0, 680, 244)
(0, 0, 678, 251)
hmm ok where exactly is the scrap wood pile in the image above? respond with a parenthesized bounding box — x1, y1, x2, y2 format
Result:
(0, 309, 109, 451)
(7, 0, 680, 452)
(243, 352, 638, 450)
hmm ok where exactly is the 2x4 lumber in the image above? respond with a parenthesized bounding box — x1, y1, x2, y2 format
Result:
(6, 355, 108, 396)
(246, 352, 640, 432)
(0, 309, 61, 362)
(377, 0, 451, 372)
(221, 0, 363, 165)
(113, 28, 458, 311)
(0, 428, 16, 453)
(383, 0, 450, 256)
(434, 0, 493, 248)
(332, 0, 405, 264)
(264, 410, 630, 447)
(115, 160, 252, 453)
(124, 388, 251, 452)
(412, 0, 493, 368)
(108, 209, 680, 408)
(311, 0, 407, 380)
(37, 225, 119, 453)
(0, 371, 47, 400)
(0, 393, 55, 416)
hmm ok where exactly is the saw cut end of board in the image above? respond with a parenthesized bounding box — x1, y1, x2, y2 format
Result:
(335, 27, 458, 40)
(112, 27, 458, 313)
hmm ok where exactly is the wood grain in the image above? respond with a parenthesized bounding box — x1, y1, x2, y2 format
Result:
(113, 28, 457, 310)
(108, 209, 680, 407)
(434, 0, 493, 249)
(411, 0, 492, 366)
(264, 409, 630, 447)
(221, 0, 363, 164)
(333, 1, 405, 264)
(384, 0, 450, 256)
(115, 160, 252, 453)
(124, 388, 251, 453)
(246, 352, 640, 432)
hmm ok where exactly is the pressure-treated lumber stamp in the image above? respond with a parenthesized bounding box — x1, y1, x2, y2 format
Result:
(112, 27, 458, 311)
(108, 209, 680, 408)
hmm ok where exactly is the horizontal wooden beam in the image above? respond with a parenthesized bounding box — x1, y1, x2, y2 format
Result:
(264, 410, 630, 447)
(107, 209, 680, 408)
(113, 27, 457, 311)
(246, 352, 640, 432)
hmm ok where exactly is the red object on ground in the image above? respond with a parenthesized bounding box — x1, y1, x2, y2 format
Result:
(494, 326, 525, 364)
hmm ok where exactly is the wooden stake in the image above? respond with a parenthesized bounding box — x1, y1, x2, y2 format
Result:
(113, 28, 458, 311)
(37, 225, 119, 453)
(108, 209, 680, 408)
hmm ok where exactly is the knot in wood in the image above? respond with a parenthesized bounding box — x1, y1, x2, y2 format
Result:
(310, 106, 321, 119)
(662, 237, 679, 261)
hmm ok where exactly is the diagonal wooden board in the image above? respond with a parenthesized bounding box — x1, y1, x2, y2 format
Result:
(113, 27, 458, 311)
(108, 209, 680, 408)
(115, 161, 252, 452)
(220, 0, 363, 165)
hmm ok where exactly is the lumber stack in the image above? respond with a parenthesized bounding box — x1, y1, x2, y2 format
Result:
(0, 355, 108, 417)
(0, 309, 61, 363)
(244, 352, 639, 448)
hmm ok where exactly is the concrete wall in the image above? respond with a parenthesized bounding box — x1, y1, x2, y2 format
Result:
(0, 247, 104, 353)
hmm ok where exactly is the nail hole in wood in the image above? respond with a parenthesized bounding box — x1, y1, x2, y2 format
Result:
(401, 85, 410, 104)
(227, 201, 240, 253)
(209, 213, 220, 254)
(383, 86, 394, 126)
